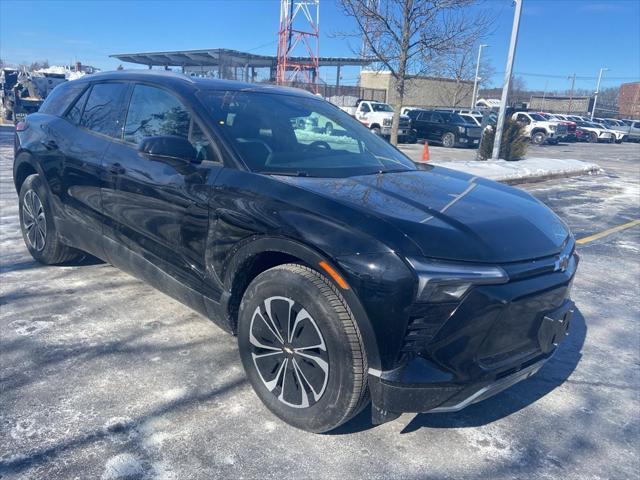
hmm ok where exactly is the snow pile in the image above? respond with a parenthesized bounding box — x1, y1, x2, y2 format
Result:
(433, 157, 603, 183)
(34, 66, 87, 80)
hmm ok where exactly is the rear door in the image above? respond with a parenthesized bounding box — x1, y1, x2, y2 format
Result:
(56, 81, 129, 257)
(412, 111, 430, 140)
(429, 112, 445, 142)
(102, 83, 224, 299)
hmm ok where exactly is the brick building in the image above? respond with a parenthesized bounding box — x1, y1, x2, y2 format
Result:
(619, 82, 640, 119)
(528, 95, 592, 115)
(359, 70, 474, 108)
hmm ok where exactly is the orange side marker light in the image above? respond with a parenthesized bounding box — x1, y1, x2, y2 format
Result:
(319, 261, 349, 290)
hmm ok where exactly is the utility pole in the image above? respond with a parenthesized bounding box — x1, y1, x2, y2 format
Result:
(492, 0, 523, 160)
(567, 73, 576, 114)
(591, 67, 608, 120)
(471, 44, 488, 109)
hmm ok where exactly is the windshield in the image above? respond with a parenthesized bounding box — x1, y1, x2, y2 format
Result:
(529, 113, 547, 121)
(370, 103, 394, 112)
(198, 90, 416, 177)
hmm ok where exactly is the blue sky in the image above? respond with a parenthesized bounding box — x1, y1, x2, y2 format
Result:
(1, 0, 638, 92)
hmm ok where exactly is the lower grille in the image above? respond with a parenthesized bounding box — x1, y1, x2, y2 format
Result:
(399, 303, 458, 360)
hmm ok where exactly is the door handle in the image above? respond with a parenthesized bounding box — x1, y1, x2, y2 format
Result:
(41, 140, 58, 150)
(108, 163, 125, 175)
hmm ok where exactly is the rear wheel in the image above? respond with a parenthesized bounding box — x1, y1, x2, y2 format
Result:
(371, 126, 382, 136)
(19, 174, 80, 265)
(237, 263, 368, 433)
(588, 132, 598, 143)
(323, 122, 333, 135)
(442, 132, 455, 148)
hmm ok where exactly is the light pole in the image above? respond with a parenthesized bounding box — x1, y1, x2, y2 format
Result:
(471, 44, 488, 109)
(492, 0, 523, 160)
(591, 67, 608, 120)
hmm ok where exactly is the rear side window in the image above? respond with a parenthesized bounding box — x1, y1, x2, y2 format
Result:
(124, 85, 190, 144)
(80, 82, 129, 138)
(65, 87, 90, 125)
(39, 81, 87, 116)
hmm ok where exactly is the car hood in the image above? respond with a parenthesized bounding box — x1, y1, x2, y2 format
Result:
(276, 167, 570, 263)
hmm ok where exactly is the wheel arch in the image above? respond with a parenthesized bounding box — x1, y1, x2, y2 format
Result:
(13, 150, 41, 193)
(221, 234, 381, 370)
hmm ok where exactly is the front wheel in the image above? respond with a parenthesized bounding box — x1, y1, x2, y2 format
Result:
(441, 132, 455, 148)
(588, 132, 598, 143)
(532, 131, 547, 145)
(19, 174, 80, 264)
(237, 264, 368, 433)
(323, 122, 333, 135)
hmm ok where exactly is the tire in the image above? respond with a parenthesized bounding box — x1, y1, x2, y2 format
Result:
(588, 132, 598, 143)
(19, 174, 80, 265)
(324, 122, 333, 135)
(237, 263, 368, 433)
(532, 131, 546, 145)
(548, 138, 559, 145)
(371, 126, 382, 136)
(442, 132, 455, 148)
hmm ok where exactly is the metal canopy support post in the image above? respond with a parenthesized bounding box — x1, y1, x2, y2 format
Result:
(492, 0, 523, 160)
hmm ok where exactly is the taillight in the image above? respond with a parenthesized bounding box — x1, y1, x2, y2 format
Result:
(15, 121, 28, 132)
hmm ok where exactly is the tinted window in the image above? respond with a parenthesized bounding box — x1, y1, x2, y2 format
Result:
(65, 87, 90, 125)
(80, 83, 129, 137)
(39, 81, 87, 116)
(198, 90, 415, 177)
(124, 85, 190, 145)
(417, 112, 431, 121)
(360, 103, 371, 113)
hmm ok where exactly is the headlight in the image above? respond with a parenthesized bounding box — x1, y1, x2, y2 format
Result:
(407, 257, 508, 303)
(458, 126, 466, 134)
(383, 118, 392, 126)
(549, 125, 556, 131)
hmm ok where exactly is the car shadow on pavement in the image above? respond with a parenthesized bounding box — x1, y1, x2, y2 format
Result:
(332, 307, 586, 435)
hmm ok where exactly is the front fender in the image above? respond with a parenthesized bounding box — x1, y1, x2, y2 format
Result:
(219, 234, 386, 371)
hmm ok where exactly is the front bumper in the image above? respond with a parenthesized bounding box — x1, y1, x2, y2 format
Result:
(380, 126, 410, 136)
(368, 253, 577, 424)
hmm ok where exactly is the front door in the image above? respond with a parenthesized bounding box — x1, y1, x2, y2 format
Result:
(101, 84, 224, 301)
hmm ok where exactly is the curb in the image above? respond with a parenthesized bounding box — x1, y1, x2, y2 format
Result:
(498, 167, 603, 185)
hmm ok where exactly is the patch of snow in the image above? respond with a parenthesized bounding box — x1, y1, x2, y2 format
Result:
(101, 453, 147, 479)
(432, 157, 603, 182)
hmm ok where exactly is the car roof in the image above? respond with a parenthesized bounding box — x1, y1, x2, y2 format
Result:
(70, 70, 315, 98)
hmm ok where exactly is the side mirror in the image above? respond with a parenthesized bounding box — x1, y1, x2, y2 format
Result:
(138, 135, 197, 162)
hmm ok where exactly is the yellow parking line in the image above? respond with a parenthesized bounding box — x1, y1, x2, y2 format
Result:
(576, 219, 640, 245)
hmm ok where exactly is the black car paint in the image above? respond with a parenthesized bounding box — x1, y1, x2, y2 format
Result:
(407, 109, 482, 147)
(14, 71, 577, 420)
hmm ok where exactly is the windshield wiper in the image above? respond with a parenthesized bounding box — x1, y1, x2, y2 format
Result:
(260, 170, 310, 177)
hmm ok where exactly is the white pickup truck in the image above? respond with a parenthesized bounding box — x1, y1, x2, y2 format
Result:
(512, 111, 568, 145)
(340, 100, 412, 141)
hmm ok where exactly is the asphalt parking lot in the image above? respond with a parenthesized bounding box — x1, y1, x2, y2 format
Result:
(1, 128, 639, 479)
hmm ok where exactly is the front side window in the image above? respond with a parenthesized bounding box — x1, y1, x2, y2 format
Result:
(125, 84, 217, 163)
(80, 82, 129, 137)
(198, 90, 416, 177)
(124, 85, 190, 144)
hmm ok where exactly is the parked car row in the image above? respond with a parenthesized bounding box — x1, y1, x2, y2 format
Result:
(537, 112, 640, 144)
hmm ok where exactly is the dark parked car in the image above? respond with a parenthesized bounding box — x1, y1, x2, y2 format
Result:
(406, 109, 482, 147)
(14, 71, 577, 433)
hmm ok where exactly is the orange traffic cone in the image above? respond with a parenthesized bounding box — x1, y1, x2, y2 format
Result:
(421, 141, 430, 162)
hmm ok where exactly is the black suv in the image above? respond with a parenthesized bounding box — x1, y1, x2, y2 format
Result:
(407, 109, 482, 147)
(13, 71, 577, 433)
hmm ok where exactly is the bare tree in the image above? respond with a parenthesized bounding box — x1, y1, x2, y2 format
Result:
(431, 48, 495, 107)
(338, 0, 490, 144)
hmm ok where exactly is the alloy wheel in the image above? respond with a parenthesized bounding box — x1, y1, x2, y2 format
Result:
(248, 296, 329, 409)
(22, 189, 47, 251)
